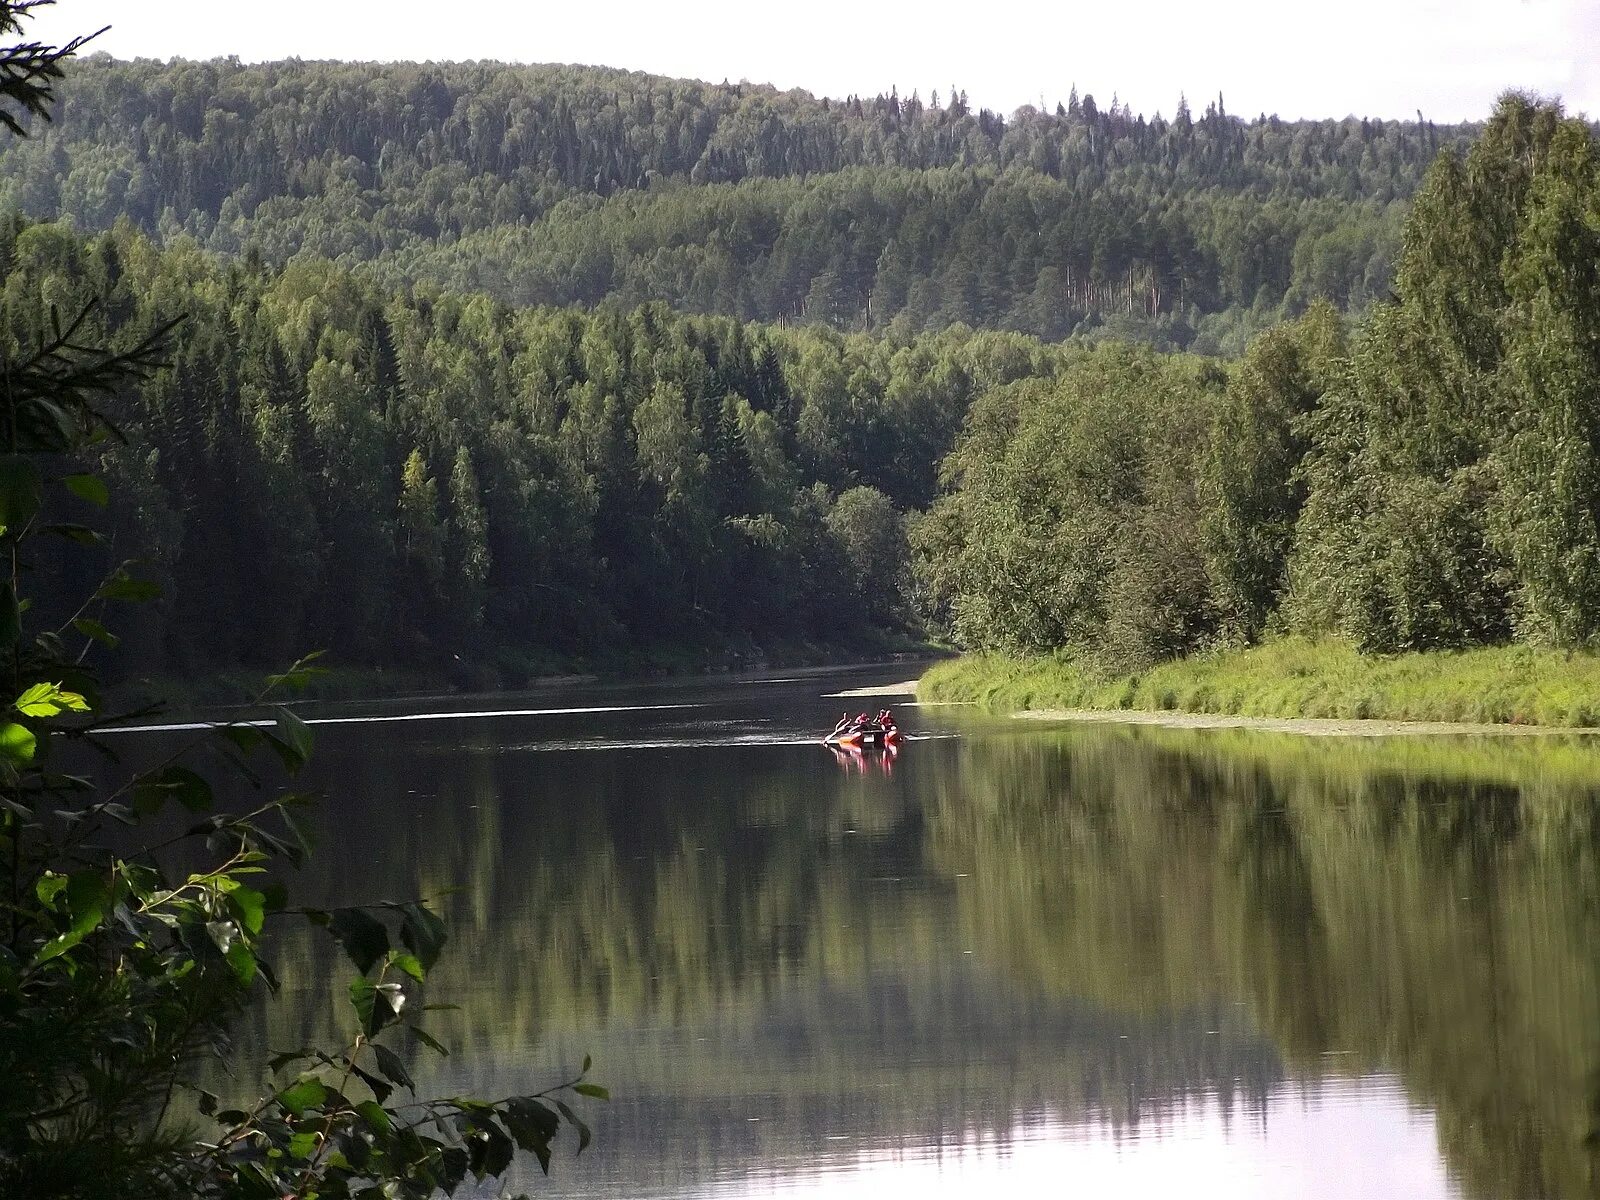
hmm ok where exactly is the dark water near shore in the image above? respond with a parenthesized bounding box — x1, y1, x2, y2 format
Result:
(159, 664, 1600, 1197)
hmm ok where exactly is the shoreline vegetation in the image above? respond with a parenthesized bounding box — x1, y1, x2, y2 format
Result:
(908, 97, 1600, 736)
(115, 638, 938, 710)
(918, 639, 1600, 731)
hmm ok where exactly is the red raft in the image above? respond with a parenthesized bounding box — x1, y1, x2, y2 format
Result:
(824, 719, 902, 751)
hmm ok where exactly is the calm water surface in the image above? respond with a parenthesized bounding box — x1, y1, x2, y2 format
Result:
(199, 664, 1600, 1198)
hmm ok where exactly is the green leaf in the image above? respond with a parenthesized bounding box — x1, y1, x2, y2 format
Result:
(355, 1099, 392, 1133)
(275, 801, 315, 865)
(554, 1099, 592, 1156)
(376, 981, 406, 1017)
(337, 1135, 372, 1172)
(15, 682, 90, 718)
(372, 1044, 414, 1093)
(0, 722, 36, 765)
(273, 706, 314, 769)
(71, 617, 120, 648)
(32, 871, 110, 965)
(267, 651, 328, 694)
(276, 1076, 328, 1117)
(132, 765, 212, 815)
(65, 871, 108, 926)
(329, 908, 389, 974)
(0, 456, 42, 531)
(227, 886, 266, 936)
(573, 1083, 610, 1100)
(410, 1026, 449, 1057)
(438, 1146, 470, 1192)
(387, 950, 425, 982)
(349, 1062, 393, 1105)
(287, 1130, 319, 1160)
(224, 940, 257, 985)
(502, 1098, 560, 1172)
(35, 873, 68, 907)
(349, 977, 377, 1033)
(349, 977, 403, 1037)
(61, 473, 109, 507)
(268, 1049, 314, 1074)
(398, 902, 447, 971)
(96, 572, 161, 603)
(220, 725, 265, 755)
(476, 1119, 516, 1178)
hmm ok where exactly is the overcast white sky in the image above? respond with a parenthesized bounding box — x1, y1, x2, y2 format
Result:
(26, 0, 1600, 122)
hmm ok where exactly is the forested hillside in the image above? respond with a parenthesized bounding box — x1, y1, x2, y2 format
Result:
(3, 217, 1068, 676)
(0, 58, 1467, 350)
(5, 57, 1576, 682)
(917, 96, 1600, 667)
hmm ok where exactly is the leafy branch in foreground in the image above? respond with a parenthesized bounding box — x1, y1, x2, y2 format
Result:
(4, 634, 602, 1198)
(0, 5, 601, 1197)
(0, 1, 103, 136)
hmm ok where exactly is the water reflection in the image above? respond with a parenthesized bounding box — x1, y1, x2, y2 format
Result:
(207, 678, 1600, 1198)
(709, 1079, 1452, 1200)
(827, 744, 900, 775)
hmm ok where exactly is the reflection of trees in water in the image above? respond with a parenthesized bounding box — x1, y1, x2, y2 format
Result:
(231, 726, 1283, 1192)
(925, 728, 1600, 1199)
(231, 721, 1600, 1197)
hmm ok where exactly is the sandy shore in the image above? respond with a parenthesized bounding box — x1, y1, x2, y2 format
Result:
(824, 681, 921, 697)
(1013, 707, 1600, 738)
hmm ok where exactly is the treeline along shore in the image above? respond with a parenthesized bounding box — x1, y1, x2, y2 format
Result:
(914, 95, 1600, 727)
(4, 65, 1597, 711)
(12, 225, 1058, 678)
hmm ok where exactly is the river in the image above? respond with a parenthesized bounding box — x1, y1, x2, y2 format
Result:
(187, 662, 1600, 1198)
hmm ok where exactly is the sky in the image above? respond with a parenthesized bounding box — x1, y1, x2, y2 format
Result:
(25, 0, 1600, 123)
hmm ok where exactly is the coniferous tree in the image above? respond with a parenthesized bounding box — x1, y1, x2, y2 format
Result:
(446, 444, 492, 631)
(397, 446, 445, 645)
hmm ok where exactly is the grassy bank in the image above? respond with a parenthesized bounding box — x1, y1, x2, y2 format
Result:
(919, 639, 1600, 727)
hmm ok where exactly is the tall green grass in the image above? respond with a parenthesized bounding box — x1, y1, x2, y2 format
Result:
(920, 638, 1600, 727)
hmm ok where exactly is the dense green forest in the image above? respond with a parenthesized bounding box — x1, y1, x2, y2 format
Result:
(0, 58, 1467, 350)
(917, 94, 1600, 668)
(1, 57, 1584, 680)
(6, 218, 1070, 676)
(24, 10, 1600, 1200)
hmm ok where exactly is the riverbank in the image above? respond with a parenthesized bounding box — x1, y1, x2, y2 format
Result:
(919, 639, 1600, 729)
(109, 637, 940, 711)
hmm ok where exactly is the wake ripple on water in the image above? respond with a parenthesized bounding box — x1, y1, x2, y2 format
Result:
(98, 702, 708, 736)
(498, 731, 961, 753)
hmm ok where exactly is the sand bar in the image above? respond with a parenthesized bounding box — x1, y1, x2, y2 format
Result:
(1014, 708, 1600, 738)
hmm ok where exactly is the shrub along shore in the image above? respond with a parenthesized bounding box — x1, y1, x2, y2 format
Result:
(919, 639, 1600, 728)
